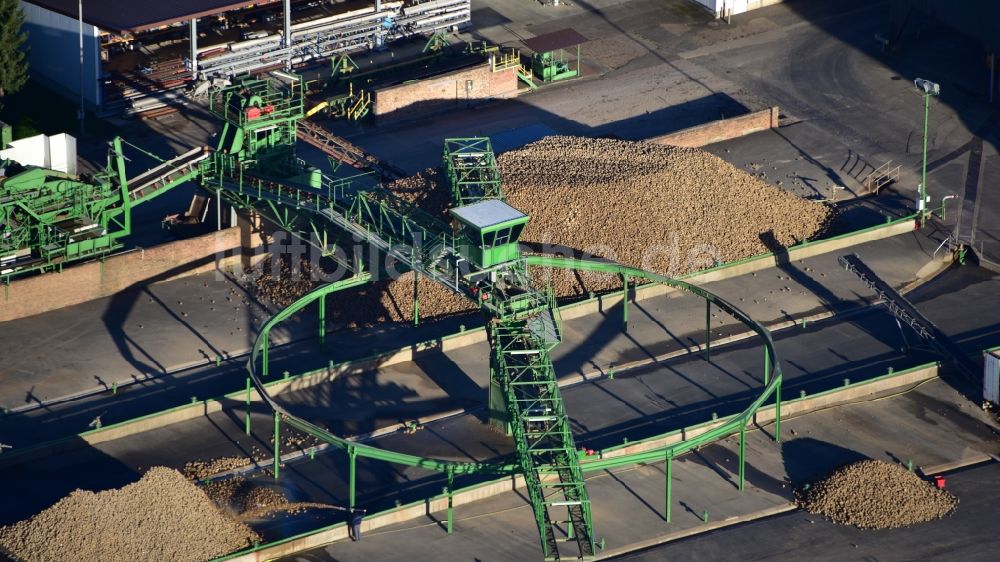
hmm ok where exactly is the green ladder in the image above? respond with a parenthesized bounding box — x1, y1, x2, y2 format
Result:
(489, 303, 595, 560)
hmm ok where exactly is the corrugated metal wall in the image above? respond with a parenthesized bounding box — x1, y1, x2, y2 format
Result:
(19, 1, 102, 109)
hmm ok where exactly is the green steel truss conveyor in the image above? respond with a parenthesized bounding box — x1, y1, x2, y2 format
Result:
(200, 76, 594, 559)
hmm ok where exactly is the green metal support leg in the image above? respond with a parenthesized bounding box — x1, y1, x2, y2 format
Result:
(763, 345, 771, 385)
(273, 412, 281, 479)
(262, 334, 270, 378)
(665, 451, 672, 523)
(318, 294, 326, 345)
(705, 301, 711, 361)
(446, 469, 454, 534)
(348, 446, 357, 511)
(622, 274, 629, 332)
(775, 383, 782, 443)
(738, 426, 746, 491)
(245, 377, 251, 435)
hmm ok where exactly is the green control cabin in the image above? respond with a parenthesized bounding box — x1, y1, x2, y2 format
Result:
(449, 199, 529, 269)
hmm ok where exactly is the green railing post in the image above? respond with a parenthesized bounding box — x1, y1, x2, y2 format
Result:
(348, 446, 357, 511)
(245, 377, 252, 435)
(446, 469, 454, 534)
(705, 300, 711, 361)
(665, 451, 672, 523)
(622, 274, 629, 332)
(738, 425, 746, 491)
(775, 382, 782, 443)
(318, 293, 326, 345)
(273, 412, 281, 479)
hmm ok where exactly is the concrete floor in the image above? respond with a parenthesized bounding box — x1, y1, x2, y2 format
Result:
(0, 227, 947, 446)
(277, 377, 999, 562)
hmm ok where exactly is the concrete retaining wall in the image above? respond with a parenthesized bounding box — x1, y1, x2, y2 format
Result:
(649, 106, 780, 147)
(0, 227, 254, 322)
(374, 63, 518, 124)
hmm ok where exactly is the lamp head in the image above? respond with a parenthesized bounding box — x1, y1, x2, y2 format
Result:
(914, 78, 940, 96)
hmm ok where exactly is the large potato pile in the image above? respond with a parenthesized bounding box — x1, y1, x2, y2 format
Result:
(242, 135, 829, 323)
(0, 467, 258, 562)
(797, 460, 958, 529)
(500, 136, 831, 294)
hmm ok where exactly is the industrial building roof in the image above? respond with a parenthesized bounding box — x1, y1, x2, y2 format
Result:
(449, 199, 528, 230)
(24, 0, 268, 34)
(522, 28, 588, 53)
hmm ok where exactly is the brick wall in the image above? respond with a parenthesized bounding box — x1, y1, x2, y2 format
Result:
(0, 227, 251, 322)
(374, 62, 518, 124)
(650, 106, 780, 148)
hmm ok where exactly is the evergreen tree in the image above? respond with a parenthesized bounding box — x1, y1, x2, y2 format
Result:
(0, 0, 28, 101)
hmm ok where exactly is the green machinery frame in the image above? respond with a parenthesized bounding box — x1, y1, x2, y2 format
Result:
(0, 138, 205, 281)
(532, 46, 581, 83)
(442, 137, 503, 206)
(185, 75, 783, 561)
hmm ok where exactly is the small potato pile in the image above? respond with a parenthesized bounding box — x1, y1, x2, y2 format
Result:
(796, 460, 958, 529)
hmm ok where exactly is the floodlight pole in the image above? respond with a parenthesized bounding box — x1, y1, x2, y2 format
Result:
(920, 89, 930, 226)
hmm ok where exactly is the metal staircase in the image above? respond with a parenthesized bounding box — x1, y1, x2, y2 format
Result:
(489, 298, 595, 561)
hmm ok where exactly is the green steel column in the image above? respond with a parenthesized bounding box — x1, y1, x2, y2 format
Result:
(245, 377, 251, 435)
(348, 446, 357, 511)
(413, 269, 420, 327)
(775, 383, 782, 443)
(763, 345, 771, 385)
(665, 451, 672, 523)
(273, 412, 281, 479)
(738, 426, 746, 491)
(920, 91, 930, 225)
(318, 294, 326, 345)
(622, 274, 629, 332)
(705, 301, 711, 361)
(446, 469, 454, 534)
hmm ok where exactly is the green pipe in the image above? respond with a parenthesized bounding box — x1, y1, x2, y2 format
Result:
(273, 412, 281, 479)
